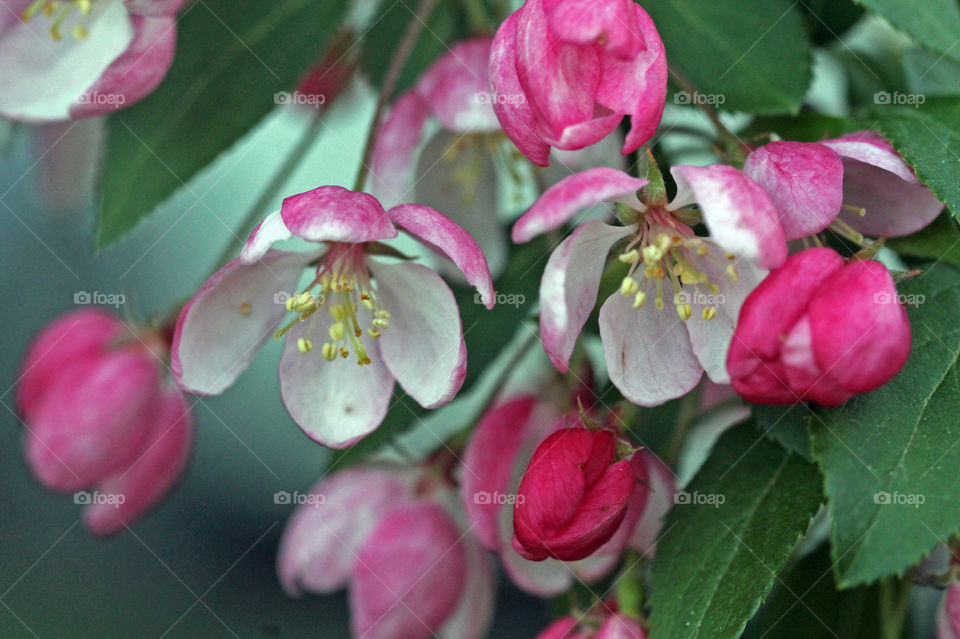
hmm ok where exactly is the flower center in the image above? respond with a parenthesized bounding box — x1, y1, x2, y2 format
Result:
(21, 0, 104, 40)
(273, 244, 390, 367)
(615, 208, 737, 321)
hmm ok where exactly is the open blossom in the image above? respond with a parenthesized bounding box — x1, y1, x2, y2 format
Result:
(743, 131, 944, 240)
(513, 426, 637, 561)
(0, 0, 187, 121)
(538, 613, 646, 639)
(18, 308, 192, 535)
(489, 0, 667, 165)
(461, 395, 667, 596)
(172, 185, 494, 448)
(726, 248, 911, 406)
(512, 166, 785, 406)
(277, 463, 494, 639)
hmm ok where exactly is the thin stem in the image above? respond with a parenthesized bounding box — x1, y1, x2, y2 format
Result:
(667, 64, 749, 159)
(664, 383, 703, 467)
(879, 577, 911, 639)
(352, 0, 441, 191)
(210, 113, 327, 269)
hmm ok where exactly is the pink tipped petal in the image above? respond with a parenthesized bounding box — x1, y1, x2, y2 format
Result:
(280, 186, 397, 244)
(743, 141, 844, 240)
(276, 465, 413, 595)
(780, 316, 852, 406)
(171, 251, 312, 396)
(370, 91, 432, 207)
(670, 165, 787, 269)
(596, 614, 648, 639)
(367, 260, 466, 409)
(240, 209, 292, 264)
(500, 543, 575, 597)
(540, 221, 633, 372)
(548, 111, 623, 152)
(512, 168, 647, 243)
(417, 37, 500, 133)
(537, 618, 585, 639)
(70, 15, 176, 118)
(387, 204, 495, 308)
(351, 502, 467, 639)
(938, 581, 960, 639)
(438, 535, 496, 639)
(123, 0, 188, 16)
(628, 451, 676, 557)
(546, 0, 642, 59)
(83, 386, 193, 535)
(489, 13, 551, 166)
(279, 319, 394, 448)
(600, 290, 703, 406)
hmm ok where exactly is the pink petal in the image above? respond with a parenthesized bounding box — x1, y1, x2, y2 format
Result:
(387, 203, 495, 308)
(489, 12, 551, 166)
(70, 15, 176, 118)
(369, 91, 432, 208)
(511, 168, 646, 243)
(24, 350, 159, 491)
(596, 614, 648, 639)
(171, 251, 312, 396)
(278, 319, 395, 448)
(280, 185, 398, 244)
(545, 0, 643, 59)
(540, 221, 633, 372)
(628, 451, 676, 557)
(83, 385, 193, 535)
(669, 165, 787, 269)
(437, 534, 496, 639)
(123, 0, 188, 16)
(780, 316, 853, 406)
(743, 141, 844, 240)
(240, 209, 292, 264)
(537, 617, 585, 639)
(351, 502, 467, 639)
(599, 290, 703, 406)
(937, 581, 960, 639)
(822, 132, 945, 237)
(367, 260, 466, 409)
(17, 308, 126, 418)
(276, 465, 413, 595)
(416, 36, 500, 132)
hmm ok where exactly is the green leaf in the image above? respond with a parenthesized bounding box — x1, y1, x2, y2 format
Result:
(743, 113, 861, 143)
(870, 98, 960, 225)
(644, 0, 812, 114)
(854, 0, 960, 65)
(96, 0, 348, 248)
(888, 213, 960, 267)
(753, 404, 812, 460)
(810, 264, 960, 587)
(801, 0, 864, 46)
(649, 423, 822, 639)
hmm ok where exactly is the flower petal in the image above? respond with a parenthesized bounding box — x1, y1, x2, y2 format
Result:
(351, 502, 467, 639)
(540, 221, 633, 372)
(669, 165, 787, 269)
(280, 185, 398, 244)
(743, 141, 844, 240)
(370, 91, 432, 208)
(123, 0, 188, 16)
(276, 465, 413, 595)
(545, 0, 643, 59)
(937, 581, 960, 639)
(240, 209, 292, 264)
(512, 168, 646, 243)
(489, 12, 551, 166)
(596, 614, 648, 639)
(172, 251, 312, 395)
(599, 289, 703, 406)
(416, 36, 500, 133)
(367, 260, 466, 408)
(627, 451, 676, 557)
(437, 534, 496, 639)
(387, 204, 495, 308)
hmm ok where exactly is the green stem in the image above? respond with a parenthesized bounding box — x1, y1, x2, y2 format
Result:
(879, 577, 911, 639)
(664, 383, 702, 467)
(461, 0, 492, 32)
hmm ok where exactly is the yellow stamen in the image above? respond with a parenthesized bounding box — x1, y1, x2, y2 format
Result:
(329, 322, 346, 341)
(620, 277, 639, 296)
(726, 264, 739, 282)
(297, 338, 312, 354)
(368, 328, 381, 338)
(618, 249, 639, 264)
(677, 303, 693, 321)
(702, 307, 717, 320)
(632, 291, 647, 309)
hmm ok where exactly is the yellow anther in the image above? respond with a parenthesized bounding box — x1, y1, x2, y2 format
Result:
(340, 347, 349, 359)
(644, 266, 666, 280)
(329, 305, 347, 321)
(321, 343, 337, 361)
(361, 298, 375, 310)
(697, 245, 710, 257)
(239, 302, 251, 316)
(655, 297, 664, 310)
(368, 328, 381, 338)
(373, 318, 390, 329)
(726, 253, 736, 261)
(656, 234, 674, 252)
(285, 297, 295, 312)
(632, 291, 647, 309)
(702, 307, 717, 320)
(680, 268, 700, 285)
(677, 303, 693, 321)
(329, 322, 346, 341)
(71, 23, 87, 39)
(642, 245, 663, 264)
(726, 264, 739, 282)
(320, 274, 332, 292)
(354, 327, 362, 338)
(620, 277, 639, 296)
(297, 338, 313, 354)
(357, 356, 372, 366)
(618, 249, 639, 264)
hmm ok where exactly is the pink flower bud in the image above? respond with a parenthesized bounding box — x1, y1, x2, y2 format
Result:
(727, 247, 911, 406)
(536, 613, 647, 639)
(938, 580, 960, 639)
(513, 427, 637, 561)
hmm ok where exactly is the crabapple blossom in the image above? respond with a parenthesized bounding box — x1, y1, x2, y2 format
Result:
(938, 579, 960, 639)
(726, 247, 911, 406)
(512, 165, 784, 406)
(0, 0, 188, 121)
(489, 0, 667, 165)
(172, 185, 494, 448)
(537, 613, 647, 639)
(18, 308, 192, 535)
(276, 463, 494, 639)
